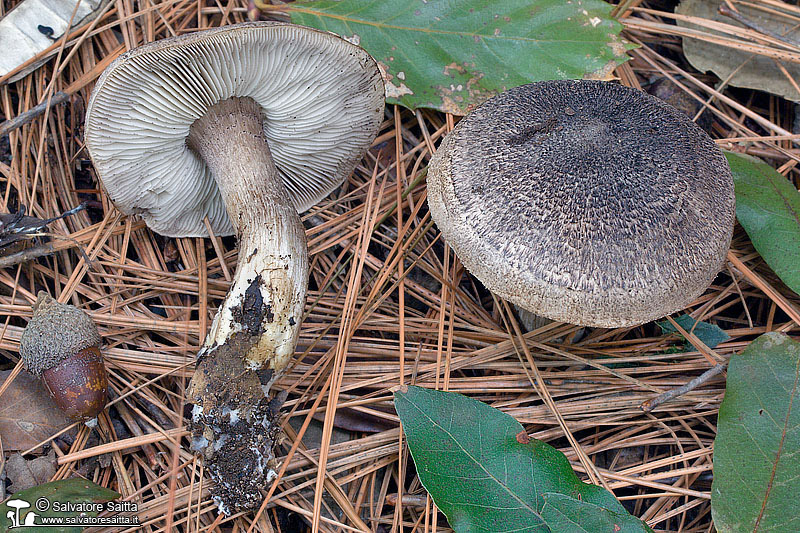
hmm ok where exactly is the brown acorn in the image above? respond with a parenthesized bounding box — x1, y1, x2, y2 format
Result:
(19, 291, 107, 420)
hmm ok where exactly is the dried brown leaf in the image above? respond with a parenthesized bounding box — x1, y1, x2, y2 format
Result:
(0, 370, 72, 451)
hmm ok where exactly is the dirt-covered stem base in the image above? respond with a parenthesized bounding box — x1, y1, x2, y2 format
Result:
(185, 97, 308, 513)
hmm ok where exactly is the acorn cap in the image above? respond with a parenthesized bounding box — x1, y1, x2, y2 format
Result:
(85, 22, 384, 238)
(20, 292, 102, 377)
(426, 80, 735, 328)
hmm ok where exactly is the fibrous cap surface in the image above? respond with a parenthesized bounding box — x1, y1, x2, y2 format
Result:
(426, 80, 735, 327)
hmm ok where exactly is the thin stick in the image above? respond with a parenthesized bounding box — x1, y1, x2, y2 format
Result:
(0, 92, 70, 136)
(641, 363, 728, 412)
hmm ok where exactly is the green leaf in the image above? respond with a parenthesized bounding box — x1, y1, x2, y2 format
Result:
(726, 151, 800, 295)
(711, 332, 800, 533)
(541, 493, 653, 533)
(393, 385, 654, 533)
(0, 478, 120, 533)
(288, 0, 632, 114)
(657, 314, 730, 349)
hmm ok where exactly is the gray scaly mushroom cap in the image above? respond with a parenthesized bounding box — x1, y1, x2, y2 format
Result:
(427, 80, 735, 328)
(85, 22, 384, 237)
(20, 292, 101, 376)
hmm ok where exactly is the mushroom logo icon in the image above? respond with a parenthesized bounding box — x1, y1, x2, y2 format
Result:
(5, 498, 38, 528)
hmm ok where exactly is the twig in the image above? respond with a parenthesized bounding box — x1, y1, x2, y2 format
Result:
(640, 362, 728, 412)
(0, 231, 93, 268)
(0, 242, 60, 267)
(0, 91, 71, 136)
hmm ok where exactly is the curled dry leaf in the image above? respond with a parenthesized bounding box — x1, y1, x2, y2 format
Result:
(4, 450, 58, 492)
(0, 370, 73, 452)
(677, 0, 800, 101)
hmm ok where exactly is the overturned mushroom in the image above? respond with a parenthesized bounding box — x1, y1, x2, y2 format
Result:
(85, 22, 384, 512)
(427, 80, 735, 328)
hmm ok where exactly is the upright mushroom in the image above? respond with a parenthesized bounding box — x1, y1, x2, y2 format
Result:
(5, 499, 30, 528)
(85, 22, 384, 512)
(427, 80, 735, 328)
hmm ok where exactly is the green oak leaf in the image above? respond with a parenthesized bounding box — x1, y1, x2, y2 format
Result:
(726, 151, 800, 295)
(287, 0, 633, 114)
(658, 314, 730, 349)
(0, 478, 119, 533)
(394, 385, 653, 532)
(541, 493, 653, 532)
(711, 332, 800, 533)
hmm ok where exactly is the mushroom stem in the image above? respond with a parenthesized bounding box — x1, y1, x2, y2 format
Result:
(185, 96, 308, 513)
